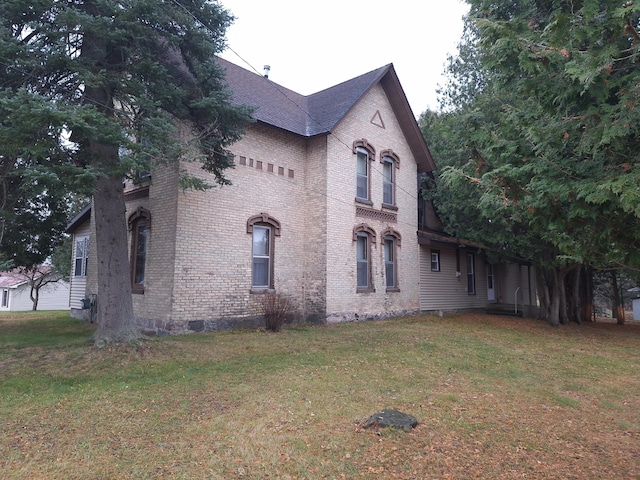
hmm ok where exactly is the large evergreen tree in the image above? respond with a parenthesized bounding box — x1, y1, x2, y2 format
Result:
(424, 0, 640, 325)
(0, 0, 252, 344)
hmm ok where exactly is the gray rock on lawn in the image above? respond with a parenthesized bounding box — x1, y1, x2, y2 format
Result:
(362, 409, 418, 432)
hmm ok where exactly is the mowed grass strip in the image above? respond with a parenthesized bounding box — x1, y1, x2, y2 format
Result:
(1, 312, 638, 479)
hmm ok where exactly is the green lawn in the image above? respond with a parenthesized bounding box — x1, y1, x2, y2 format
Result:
(1, 311, 638, 479)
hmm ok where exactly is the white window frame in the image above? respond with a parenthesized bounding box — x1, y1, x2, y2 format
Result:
(384, 236, 397, 289)
(252, 225, 272, 289)
(382, 156, 395, 206)
(356, 147, 370, 201)
(356, 232, 370, 290)
(74, 237, 89, 277)
(431, 250, 440, 272)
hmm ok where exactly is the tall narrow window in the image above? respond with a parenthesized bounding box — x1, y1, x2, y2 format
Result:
(252, 226, 271, 288)
(128, 207, 151, 294)
(132, 221, 149, 293)
(382, 157, 395, 205)
(380, 150, 399, 207)
(74, 237, 89, 277)
(384, 236, 396, 289)
(1, 289, 8, 307)
(356, 148, 369, 200)
(467, 253, 476, 295)
(247, 213, 281, 291)
(353, 140, 375, 203)
(356, 233, 370, 289)
(353, 223, 376, 292)
(382, 227, 401, 291)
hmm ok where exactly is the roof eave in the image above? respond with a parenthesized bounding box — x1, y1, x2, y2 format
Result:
(65, 203, 92, 233)
(380, 69, 436, 173)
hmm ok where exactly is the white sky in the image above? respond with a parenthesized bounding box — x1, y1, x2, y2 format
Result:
(219, 1, 469, 116)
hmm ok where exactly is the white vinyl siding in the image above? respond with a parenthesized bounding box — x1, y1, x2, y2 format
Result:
(0, 282, 69, 311)
(69, 222, 91, 310)
(419, 245, 488, 311)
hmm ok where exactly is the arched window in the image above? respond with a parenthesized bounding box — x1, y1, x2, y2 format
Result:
(128, 207, 151, 294)
(247, 213, 281, 290)
(353, 224, 376, 292)
(380, 150, 400, 207)
(353, 139, 375, 203)
(382, 228, 401, 291)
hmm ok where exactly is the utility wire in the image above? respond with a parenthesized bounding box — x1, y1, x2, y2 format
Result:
(3, 2, 426, 232)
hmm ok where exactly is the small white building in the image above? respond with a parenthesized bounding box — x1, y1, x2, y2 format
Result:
(630, 288, 640, 321)
(0, 269, 70, 311)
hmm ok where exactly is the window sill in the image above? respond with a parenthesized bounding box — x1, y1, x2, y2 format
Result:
(382, 203, 398, 211)
(355, 197, 373, 206)
(356, 287, 375, 294)
(385, 287, 401, 293)
(251, 288, 276, 294)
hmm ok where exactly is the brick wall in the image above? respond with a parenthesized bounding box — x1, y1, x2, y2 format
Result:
(83, 83, 422, 332)
(324, 83, 421, 321)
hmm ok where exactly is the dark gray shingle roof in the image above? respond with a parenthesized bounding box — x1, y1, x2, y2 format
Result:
(217, 57, 435, 172)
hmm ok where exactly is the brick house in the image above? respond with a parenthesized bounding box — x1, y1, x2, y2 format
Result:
(66, 58, 537, 332)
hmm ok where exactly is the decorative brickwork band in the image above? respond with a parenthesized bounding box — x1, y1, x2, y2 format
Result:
(355, 206, 397, 223)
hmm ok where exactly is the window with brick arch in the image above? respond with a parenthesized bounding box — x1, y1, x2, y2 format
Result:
(353, 140, 375, 204)
(247, 213, 281, 291)
(380, 150, 400, 208)
(353, 223, 376, 292)
(382, 227, 401, 291)
(128, 207, 151, 294)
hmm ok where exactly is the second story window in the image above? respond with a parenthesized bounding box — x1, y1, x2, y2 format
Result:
(381, 150, 400, 207)
(382, 157, 394, 205)
(353, 139, 375, 204)
(356, 148, 369, 200)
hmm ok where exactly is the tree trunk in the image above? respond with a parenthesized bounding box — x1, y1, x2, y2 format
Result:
(91, 173, 142, 345)
(29, 281, 39, 311)
(536, 266, 551, 321)
(79, 2, 143, 346)
(565, 264, 582, 324)
(579, 266, 594, 323)
(611, 270, 625, 325)
(548, 269, 561, 327)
